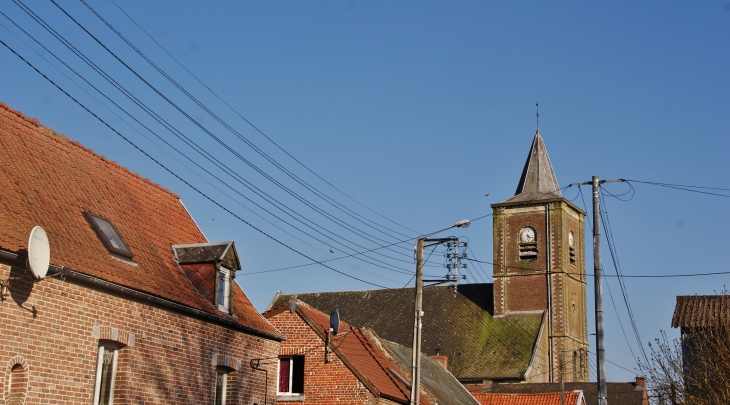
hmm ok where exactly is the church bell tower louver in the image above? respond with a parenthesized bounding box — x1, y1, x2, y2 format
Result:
(491, 129, 589, 383)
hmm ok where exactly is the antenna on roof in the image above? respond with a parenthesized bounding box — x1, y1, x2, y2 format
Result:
(28, 226, 50, 280)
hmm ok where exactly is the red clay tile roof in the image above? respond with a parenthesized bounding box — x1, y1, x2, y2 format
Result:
(672, 295, 730, 328)
(487, 382, 646, 405)
(264, 300, 430, 404)
(473, 392, 582, 405)
(0, 102, 280, 339)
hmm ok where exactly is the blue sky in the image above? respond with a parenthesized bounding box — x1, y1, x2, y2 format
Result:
(1, 1, 728, 383)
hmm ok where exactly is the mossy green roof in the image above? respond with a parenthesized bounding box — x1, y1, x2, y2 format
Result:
(269, 283, 544, 380)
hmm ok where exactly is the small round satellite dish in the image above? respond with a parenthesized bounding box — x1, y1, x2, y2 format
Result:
(289, 299, 297, 314)
(28, 226, 50, 280)
(330, 309, 340, 336)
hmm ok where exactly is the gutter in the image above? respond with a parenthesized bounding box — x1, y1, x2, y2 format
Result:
(0, 249, 284, 342)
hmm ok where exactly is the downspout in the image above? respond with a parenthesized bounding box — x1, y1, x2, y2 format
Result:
(250, 359, 269, 405)
(546, 202, 554, 382)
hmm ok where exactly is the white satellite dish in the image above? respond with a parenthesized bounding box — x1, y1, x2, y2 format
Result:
(28, 226, 50, 280)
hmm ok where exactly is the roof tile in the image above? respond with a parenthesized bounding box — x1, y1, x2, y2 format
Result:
(265, 300, 429, 404)
(473, 392, 581, 405)
(271, 284, 544, 380)
(672, 295, 730, 328)
(0, 103, 280, 338)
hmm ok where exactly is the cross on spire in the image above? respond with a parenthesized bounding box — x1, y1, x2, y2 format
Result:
(536, 102, 539, 130)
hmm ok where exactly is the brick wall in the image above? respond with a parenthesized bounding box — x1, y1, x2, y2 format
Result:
(267, 310, 380, 405)
(492, 200, 589, 383)
(0, 262, 279, 405)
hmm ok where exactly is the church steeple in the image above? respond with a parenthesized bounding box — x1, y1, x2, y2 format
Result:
(491, 125, 588, 383)
(506, 129, 561, 203)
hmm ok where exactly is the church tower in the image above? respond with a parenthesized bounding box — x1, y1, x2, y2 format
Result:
(491, 130, 588, 382)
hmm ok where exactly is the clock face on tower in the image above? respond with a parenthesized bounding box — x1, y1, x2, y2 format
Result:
(520, 227, 536, 243)
(568, 231, 574, 247)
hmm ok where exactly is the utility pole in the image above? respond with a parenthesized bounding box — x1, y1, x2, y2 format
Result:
(411, 237, 425, 405)
(561, 350, 566, 405)
(410, 219, 470, 405)
(570, 177, 624, 405)
(593, 176, 607, 405)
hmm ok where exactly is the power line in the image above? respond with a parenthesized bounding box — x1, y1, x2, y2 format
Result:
(107, 0, 420, 237)
(626, 179, 730, 198)
(599, 188, 649, 365)
(463, 257, 730, 279)
(244, 214, 493, 276)
(8, 0, 423, 274)
(74, 0, 420, 246)
(0, 14, 411, 284)
(587, 350, 638, 376)
(576, 185, 642, 373)
(0, 36, 388, 289)
(44, 0, 421, 269)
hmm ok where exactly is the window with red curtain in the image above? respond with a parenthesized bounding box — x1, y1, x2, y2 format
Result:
(277, 356, 304, 395)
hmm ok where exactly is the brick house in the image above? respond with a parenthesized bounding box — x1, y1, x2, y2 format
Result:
(0, 103, 284, 404)
(269, 129, 589, 388)
(263, 299, 479, 405)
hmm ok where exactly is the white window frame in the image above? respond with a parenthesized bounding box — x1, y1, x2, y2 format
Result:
(93, 343, 119, 405)
(214, 367, 228, 405)
(217, 267, 231, 313)
(276, 356, 304, 398)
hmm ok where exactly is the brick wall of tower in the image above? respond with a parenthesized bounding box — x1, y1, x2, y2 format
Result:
(493, 205, 550, 315)
(492, 200, 588, 382)
(547, 202, 588, 382)
(0, 262, 279, 405)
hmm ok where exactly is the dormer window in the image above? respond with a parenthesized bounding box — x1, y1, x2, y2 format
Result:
(84, 212, 133, 259)
(173, 241, 240, 315)
(217, 267, 231, 313)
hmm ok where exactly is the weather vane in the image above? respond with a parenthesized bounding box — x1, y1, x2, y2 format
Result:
(536, 102, 539, 130)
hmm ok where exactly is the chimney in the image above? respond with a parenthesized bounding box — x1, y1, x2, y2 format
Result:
(430, 355, 448, 370)
(635, 376, 646, 389)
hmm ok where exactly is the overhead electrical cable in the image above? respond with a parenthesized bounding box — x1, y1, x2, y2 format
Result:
(599, 188, 649, 365)
(107, 0, 420, 236)
(626, 179, 730, 198)
(81, 0, 414, 241)
(578, 183, 642, 369)
(0, 15, 401, 282)
(26, 0, 409, 267)
(62, 0, 420, 260)
(8, 0, 426, 274)
(0, 37, 388, 289)
(246, 214, 493, 275)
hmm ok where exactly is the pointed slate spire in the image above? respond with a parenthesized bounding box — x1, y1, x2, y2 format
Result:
(505, 129, 562, 203)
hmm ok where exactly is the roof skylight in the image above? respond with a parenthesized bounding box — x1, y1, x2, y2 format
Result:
(83, 212, 133, 259)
